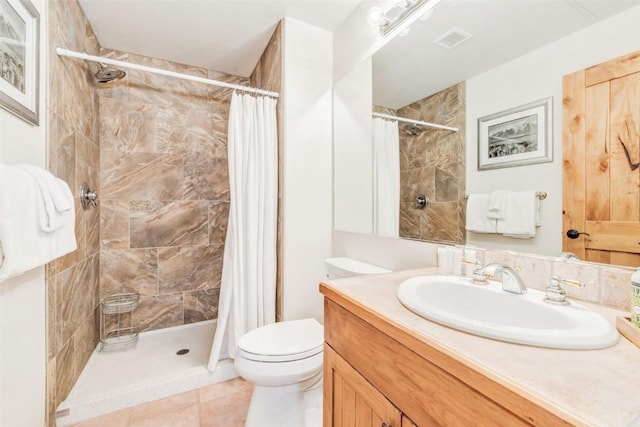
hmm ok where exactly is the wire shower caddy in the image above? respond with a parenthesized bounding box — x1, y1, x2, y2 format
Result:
(100, 293, 140, 352)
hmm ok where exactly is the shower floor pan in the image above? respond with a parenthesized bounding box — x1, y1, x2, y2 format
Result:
(56, 320, 237, 426)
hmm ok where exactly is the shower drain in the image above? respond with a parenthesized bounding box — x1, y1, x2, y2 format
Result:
(176, 348, 190, 355)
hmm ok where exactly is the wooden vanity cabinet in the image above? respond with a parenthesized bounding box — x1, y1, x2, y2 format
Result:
(324, 343, 402, 427)
(321, 291, 572, 427)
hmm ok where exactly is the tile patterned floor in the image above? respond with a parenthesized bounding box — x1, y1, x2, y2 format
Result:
(68, 378, 253, 427)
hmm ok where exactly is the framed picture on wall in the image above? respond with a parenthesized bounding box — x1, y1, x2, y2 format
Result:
(477, 97, 552, 170)
(0, 0, 39, 125)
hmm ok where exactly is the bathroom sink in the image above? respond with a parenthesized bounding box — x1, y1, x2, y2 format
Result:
(397, 275, 619, 350)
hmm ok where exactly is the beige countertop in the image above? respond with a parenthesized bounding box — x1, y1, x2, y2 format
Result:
(320, 267, 640, 427)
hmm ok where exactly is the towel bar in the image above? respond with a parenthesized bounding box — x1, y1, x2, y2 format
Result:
(465, 191, 547, 200)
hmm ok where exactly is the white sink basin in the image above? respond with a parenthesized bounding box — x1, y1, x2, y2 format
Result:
(397, 275, 619, 350)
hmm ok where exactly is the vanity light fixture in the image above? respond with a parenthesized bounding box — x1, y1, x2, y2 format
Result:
(370, 0, 442, 38)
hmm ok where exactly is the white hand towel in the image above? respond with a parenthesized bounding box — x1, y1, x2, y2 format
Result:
(15, 164, 73, 232)
(0, 164, 77, 282)
(496, 191, 537, 238)
(487, 190, 508, 219)
(466, 194, 497, 233)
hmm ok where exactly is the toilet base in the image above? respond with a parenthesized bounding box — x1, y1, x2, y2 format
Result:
(244, 382, 322, 427)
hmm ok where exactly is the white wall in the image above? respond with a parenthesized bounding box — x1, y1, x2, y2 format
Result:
(281, 19, 333, 322)
(0, 0, 47, 425)
(333, 57, 373, 234)
(332, 5, 640, 269)
(466, 5, 640, 257)
(332, 0, 388, 82)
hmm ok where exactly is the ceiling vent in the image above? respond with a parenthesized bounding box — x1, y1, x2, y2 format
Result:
(433, 27, 472, 50)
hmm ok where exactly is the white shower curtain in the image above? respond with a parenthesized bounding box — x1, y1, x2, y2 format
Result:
(372, 118, 400, 238)
(207, 92, 278, 372)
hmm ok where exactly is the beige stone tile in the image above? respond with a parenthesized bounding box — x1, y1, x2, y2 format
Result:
(208, 201, 229, 246)
(100, 104, 159, 153)
(100, 248, 158, 299)
(76, 134, 100, 199)
(128, 390, 197, 423)
(552, 259, 600, 303)
(73, 313, 98, 381)
(183, 155, 229, 201)
(399, 205, 420, 240)
(47, 358, 56, 427)
(184, 288, 220, 324)
(129, 403, 200, 427)
(47, 271, 58, 358)
(200, 410, 249, 427)
(52, 115, 75, 188)
(134, 294, 184, 332)
(421, 201, 459, 242)
(601, 266, 633, 310)
(57, 257, 99, 346)
(198, 378, 253, 403)
(516, 254, 553, 292)
(101, 151, 184, 200)
(55, 338, 74, 407)
(199, 385, 253, 427)
(68, 407, 130, 427)
(158, 245, 222, 293)
(483, 249, 518, 268)
(86, 199, 100, 256)
(434, 167, 459, 203)
(129, 200, 208, 248)
(100, 199, 130, 249)
(55, 198, 86, 272)
(210, 112, 230, 146)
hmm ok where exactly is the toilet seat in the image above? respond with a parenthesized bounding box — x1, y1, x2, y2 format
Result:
(237, 318, 323, 362)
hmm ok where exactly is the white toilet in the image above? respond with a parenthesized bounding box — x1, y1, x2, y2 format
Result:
(234, 257, 390, 427)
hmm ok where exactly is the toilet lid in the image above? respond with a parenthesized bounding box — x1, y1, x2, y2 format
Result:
(237, 318, 324, 362)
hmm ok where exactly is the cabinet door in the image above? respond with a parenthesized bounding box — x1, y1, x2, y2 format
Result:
(324, 344, 402, 427)
(401, 415, 418, 427)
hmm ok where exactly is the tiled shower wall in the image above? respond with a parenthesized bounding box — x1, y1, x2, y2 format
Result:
(98, 50, 247, 331)
(397, 82, 466, 244)
(47, 0, 101, 424)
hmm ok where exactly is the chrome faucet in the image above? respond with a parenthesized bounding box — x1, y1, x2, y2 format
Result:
(474, 263, 528, 295)
(544, 275, 585, 305)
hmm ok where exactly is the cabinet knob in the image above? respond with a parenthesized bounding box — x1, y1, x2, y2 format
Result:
(381, 423, 391, 427)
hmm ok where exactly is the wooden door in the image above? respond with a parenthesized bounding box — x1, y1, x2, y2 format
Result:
(323, 344, 402, 427)
(563, 50, 640, 266)
(401, 415, 419, 427)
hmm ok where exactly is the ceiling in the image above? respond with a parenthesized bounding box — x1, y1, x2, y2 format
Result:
(373, 0, 640, 109)
(76, 0, 640, 105)
(77, 0, 362, 77)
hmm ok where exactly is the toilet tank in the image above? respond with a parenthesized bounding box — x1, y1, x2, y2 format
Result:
(324, 257, 390, 280)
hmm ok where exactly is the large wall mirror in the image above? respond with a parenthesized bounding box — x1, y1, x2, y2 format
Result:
(333, 0, 640, 266)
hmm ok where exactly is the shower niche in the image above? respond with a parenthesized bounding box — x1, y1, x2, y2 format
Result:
(99, 293, 140, 352)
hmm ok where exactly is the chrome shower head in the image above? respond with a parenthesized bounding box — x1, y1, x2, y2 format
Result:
(95, 63, 126, 83)
(404, 124, 422, 136)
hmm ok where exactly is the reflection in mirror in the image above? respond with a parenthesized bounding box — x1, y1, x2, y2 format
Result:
(372, 83, 466, 244)
(331, 0, 640, 266)
(372, 116, 399, 238)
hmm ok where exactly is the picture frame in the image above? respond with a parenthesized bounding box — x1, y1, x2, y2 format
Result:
(477, 97, 552, 170)
(0, 0, 39, 125)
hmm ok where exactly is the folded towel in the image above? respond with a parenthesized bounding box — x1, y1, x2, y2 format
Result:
(487, 190, 508, 219)
(496, 190, 538, 238)
(466, 194, 497, 233)
(0, 164, 77, 282)
(15, 164, 73, 232)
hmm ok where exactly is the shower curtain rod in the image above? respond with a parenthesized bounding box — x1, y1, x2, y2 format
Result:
(55, 48, 280, 98)
(372, 112, 458, 132)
